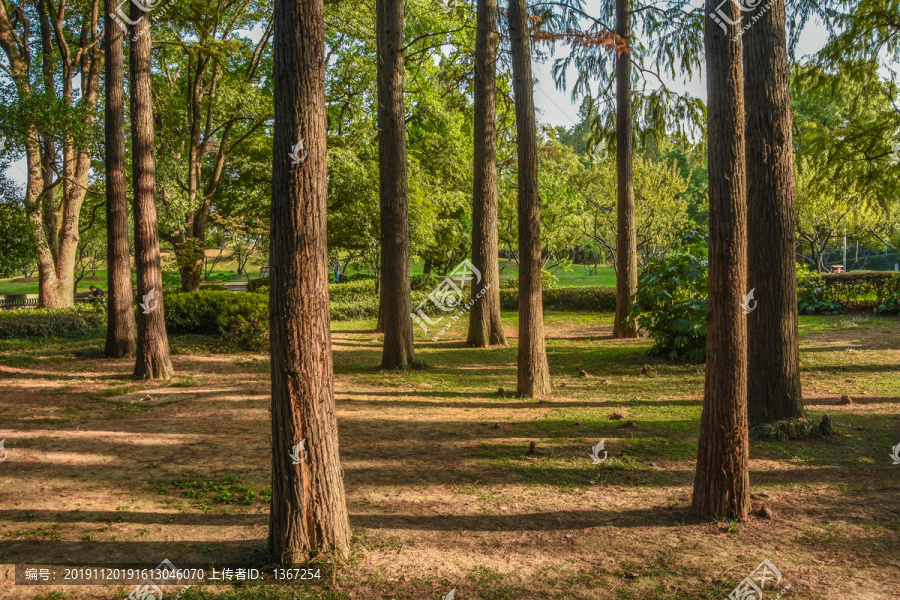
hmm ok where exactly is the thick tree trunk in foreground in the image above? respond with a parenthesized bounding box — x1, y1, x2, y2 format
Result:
(509, 0, 551, 398)
(268, 0, 352, 562)
(467, 0, 506, 347)
(613, 0, 638, 339)
(104, 0, 136, 358)
(130, 8, 173, 380)
(377, 0, 416, 368)
(744, 0, 804, 424)
(691, 4, 750, 521)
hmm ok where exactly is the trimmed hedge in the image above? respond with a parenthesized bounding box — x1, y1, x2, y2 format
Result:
(820, 271, 897, 309)
(500, 286, 617, 312)
(0, 304, 106, 339)
(875, 273, 900, 314)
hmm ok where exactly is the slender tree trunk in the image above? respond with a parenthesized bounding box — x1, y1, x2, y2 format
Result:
(467, 0, 506, 347)
(104, 0, 136, 358)
(130, 7, 173, 380)
(268, 0, 351, 562)
(613, 0, 637, 339)
(509, 0, 550, 398)
(691, 4, 750, 521)
(744, 0, 803, 424)
(377, 0, 416, 368)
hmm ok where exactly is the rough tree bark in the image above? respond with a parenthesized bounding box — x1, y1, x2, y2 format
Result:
(509, 0, 551, 398)
(744, 0, 804, 424)
(691, 3, 750, 520)
(613, 0, 638, 338)
(377, 0, 416, 368)
(467, 0, 506, 347)
(104, 0, 136, 358)
(268, 0, 352, 562)
(130, 7, 173, 380)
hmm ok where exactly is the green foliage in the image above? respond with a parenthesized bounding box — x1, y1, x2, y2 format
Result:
(875, 273, 900, 314)
(499, 271, 557, 291)
(164, 291, 240, 334)
(750, 417, 831, 441)
(499, 286, 617, 312)
(541, 269, 559, 290)
(0, 199, 36, 278)
(820, 271, 895, 309)
(0, 305, 106, 339)
(410, 273, 440, 291)
(215, 296, 269, 351)
(628, 242, 708, 362)
(796, 264, 845, 315)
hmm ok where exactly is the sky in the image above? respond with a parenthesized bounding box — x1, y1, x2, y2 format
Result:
(532, 14, 832, 129)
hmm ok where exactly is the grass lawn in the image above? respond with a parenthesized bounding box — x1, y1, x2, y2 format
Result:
(0, 312, 898, 599)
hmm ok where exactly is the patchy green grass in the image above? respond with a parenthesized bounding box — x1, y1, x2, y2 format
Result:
(0, 311, 898, 599)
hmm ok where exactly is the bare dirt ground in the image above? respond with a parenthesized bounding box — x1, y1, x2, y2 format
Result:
(0, 312, 898, 599)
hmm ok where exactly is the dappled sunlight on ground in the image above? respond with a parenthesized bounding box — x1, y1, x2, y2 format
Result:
(0, 312, 898, 598)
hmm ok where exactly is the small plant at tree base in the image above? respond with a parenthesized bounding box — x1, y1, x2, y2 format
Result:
(627, 230, 708, 362)
(797, 263, 844, 315)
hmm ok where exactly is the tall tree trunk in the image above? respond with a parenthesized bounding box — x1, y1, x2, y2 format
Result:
(104, 0, 136, 358)
(377, 0, 416, 368)
(130, 7, 173, 380)
(613, 0, 638, 339)
(509, 0, 550, 398)
(268, 0, 352, 562)
(691, 3, 750, 521)
(745, 0, 803, 424)
(467, 0, 506, 347)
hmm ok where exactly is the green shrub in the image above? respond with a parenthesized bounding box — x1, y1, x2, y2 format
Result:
(215, 297, 269, 350)
(246, 277, 269, 293)
(819, 271, 893, 308)
(499, 286, 616, 312)
(500, 270, 558, 291)
(410, 273, 440, 291)
(501, 276, 518, 289)
(0, 304, 106, 339)
(165, 291, 268, 350)
(329, 279, 377, 298)
(627, 248, 708, 362)
(541, 269, 559, 290)
(875, 273, 900, 314)
(164, 291, 238, 333)
(797, 264, 844, 315)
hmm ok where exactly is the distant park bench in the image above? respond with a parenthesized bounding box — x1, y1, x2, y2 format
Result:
(829, 265, 845, 273)
(0, 292, 108, 309)
(0, 294, 40, 308)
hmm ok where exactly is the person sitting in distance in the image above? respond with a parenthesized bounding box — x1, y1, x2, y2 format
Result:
(88, 286, 105, 302)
